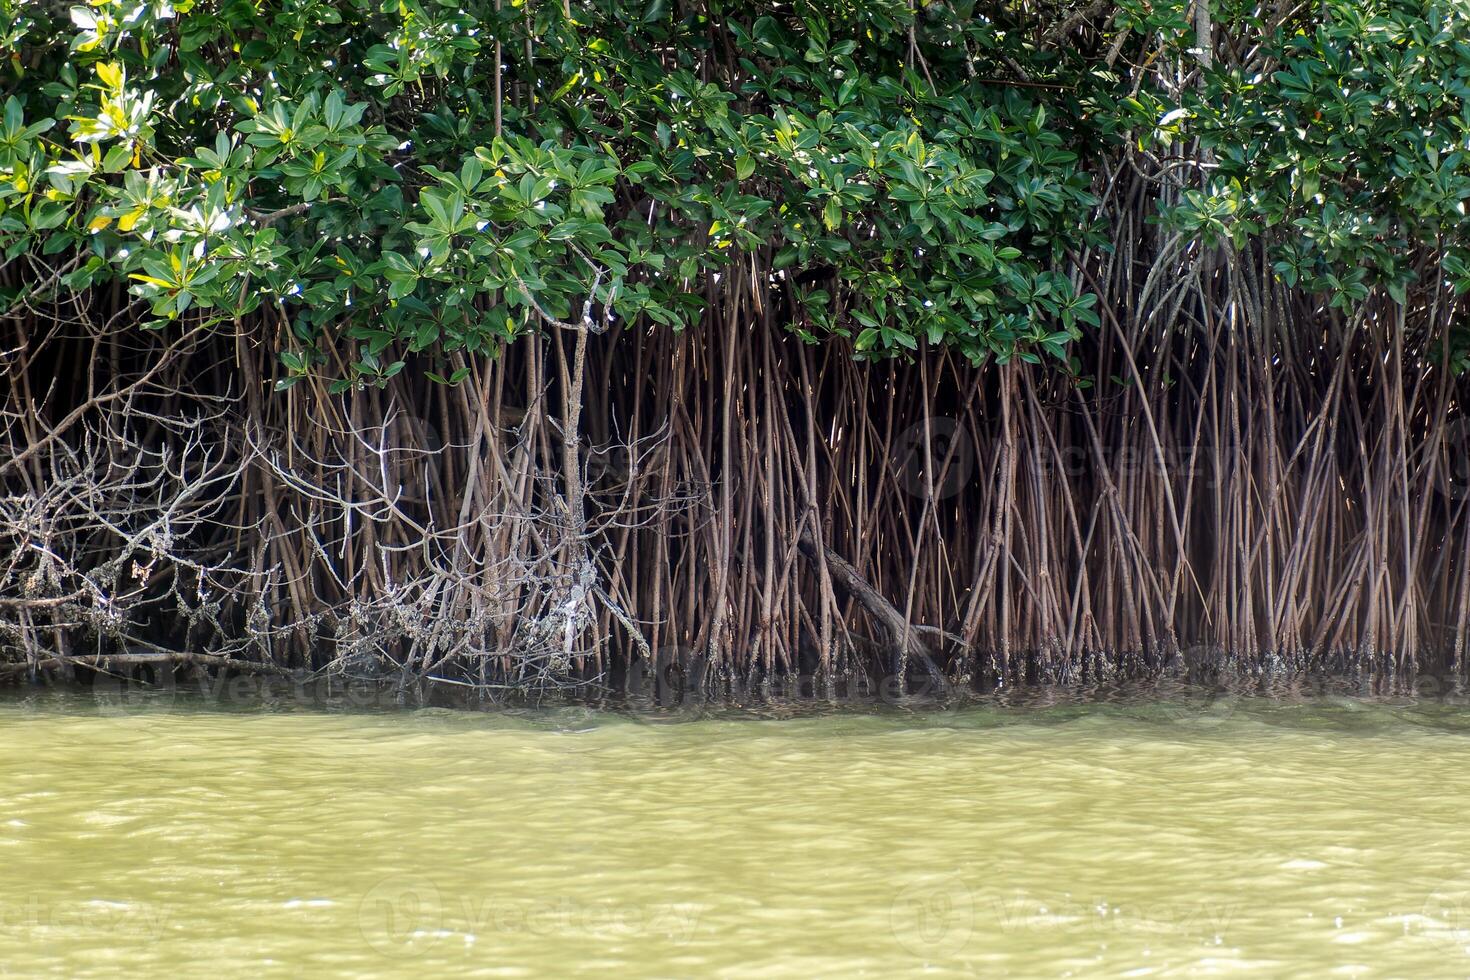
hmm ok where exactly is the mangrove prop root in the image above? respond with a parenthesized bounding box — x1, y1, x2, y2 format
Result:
(2, 210, 1467, 693)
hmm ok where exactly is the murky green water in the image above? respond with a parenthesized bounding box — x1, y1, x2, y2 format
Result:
(5, 684, 1470, 977)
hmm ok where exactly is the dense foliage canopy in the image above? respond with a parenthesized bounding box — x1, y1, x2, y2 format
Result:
(3, 0, 1469, 387)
